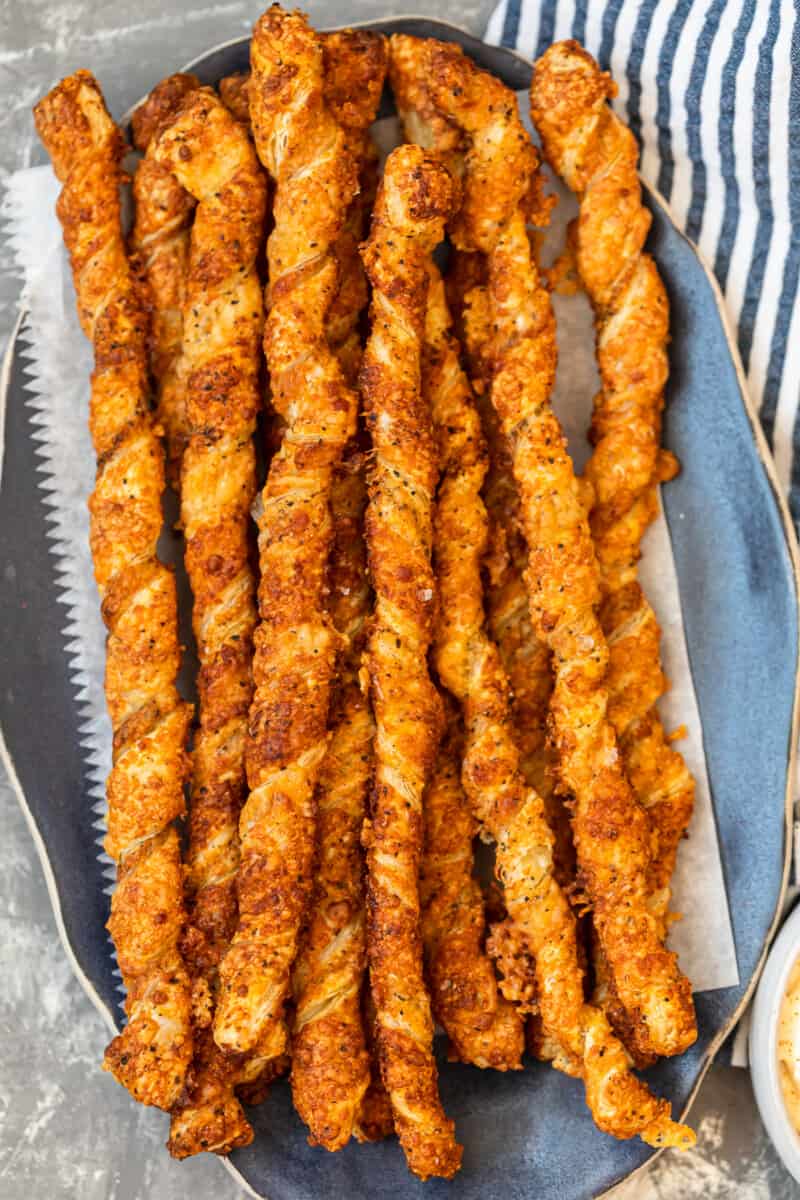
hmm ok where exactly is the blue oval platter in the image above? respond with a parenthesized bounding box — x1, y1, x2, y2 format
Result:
(1, 17, 799, 1200)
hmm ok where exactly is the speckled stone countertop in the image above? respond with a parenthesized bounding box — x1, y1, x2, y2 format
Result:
(0, 3, 797, 1197)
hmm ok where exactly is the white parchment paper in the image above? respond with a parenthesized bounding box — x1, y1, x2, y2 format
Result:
(2, 166, 121, 994)
(2, 108, 737, 1000)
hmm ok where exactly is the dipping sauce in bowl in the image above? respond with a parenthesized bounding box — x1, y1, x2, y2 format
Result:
(751, 903, 800, 1185)
(778, 957, 800, 1133)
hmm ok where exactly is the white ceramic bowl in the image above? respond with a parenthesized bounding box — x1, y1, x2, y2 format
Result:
(750, 899, 800, 1182)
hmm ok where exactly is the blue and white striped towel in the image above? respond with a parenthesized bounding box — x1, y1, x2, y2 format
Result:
(486, 0, 800, 524)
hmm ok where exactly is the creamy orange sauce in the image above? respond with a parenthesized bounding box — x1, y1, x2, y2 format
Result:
(778, 957, 800, 1132)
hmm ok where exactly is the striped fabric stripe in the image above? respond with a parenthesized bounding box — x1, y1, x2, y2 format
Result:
(684, 0, 725, 243)
(737, 4, 781, 377)
(713, 1, 756, 292)
(486, 0, 800, 528)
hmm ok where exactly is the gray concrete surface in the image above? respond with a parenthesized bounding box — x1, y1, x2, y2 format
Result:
(0, 2, 798, 1197)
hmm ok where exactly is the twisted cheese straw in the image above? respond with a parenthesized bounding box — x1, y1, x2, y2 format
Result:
(212, 5, 360, 1059)
(133, 74, 246, 1149)
(291, 448, 372, 1149)
(420, 700, 524, 1070)
(400, 172, 688, 1140)
(393, 43, 570, 886)
(130, 73, 198, 479)
(422, 263, 524, 1070)
(134, 74, 286, 1147)
(423, 39, 696, 1062)
(151, 88, 268, 1156)
(325, 32, 395, 1145)
(447, 265, 579, 1062)
(388, 32, 463, 168)
(35, 72, 194, 1110)
(360, 144, 462, 1180)
(449, 259, 576, 891)
(443, 260, 545, 780)
(531, 41, 695, 938)
(398, 39, 527, 1060)
(289, 28, 388, 1152)
(216, 37, 393, 1137)
(456, 278, 577, 1062)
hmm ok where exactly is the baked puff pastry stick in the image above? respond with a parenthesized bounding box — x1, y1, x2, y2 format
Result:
(217, 29, 388, 386)
(322, 30, 389, 383)
(422, 265, 525, 1071)
(447, 253, 579, 1066)
(416, 246, 688, 1147)
(151, 88, 268, 1157)
(212, 6, 360, 1060)
(359, 145, 463, 1181)
(290, 29, 388, 1153)
(422, 40, 696, 1063)
(130, 73, 199, 480)
(531, 41, 695, 934)
(213, 47, 388, 1136)
(325, 31, 395, 1145)
(447, 258, 574, 891)
(291, 448, 373, 1150)
(34, 72, 194, 1110)
(445, 258, 551, 800)
(419, 700, 524, 1071)
(394, 37, 566, 867)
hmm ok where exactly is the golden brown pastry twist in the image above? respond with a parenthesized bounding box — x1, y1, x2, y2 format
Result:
(359, 144, 462, 1180)
(130, 73, 198, 479)
(291, 449, 372, 1149)
(443, 258, 537, 764)
(151, 88, 268, 1156)
(449, 260, 573, 887)
(420, 701, 524, 1070)
(410, 205, 688, 1143)
(531, 41, 695, 933)
(217, 31, 387, 385)
(213, 36, 390, 1140)
(34, 71, 194, 1110)
(212, 5, 360, 1059)
(422, 263, 524, 1070)
(420, 42, 696, 1063)
(133, 75, 245, 1150)
(449, 264, 578, 1062)
(394, 42, 562, 857)
(289, 29, 388, 1152)
(322, 30, 389, 383)
(388, 35, 464, 174)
